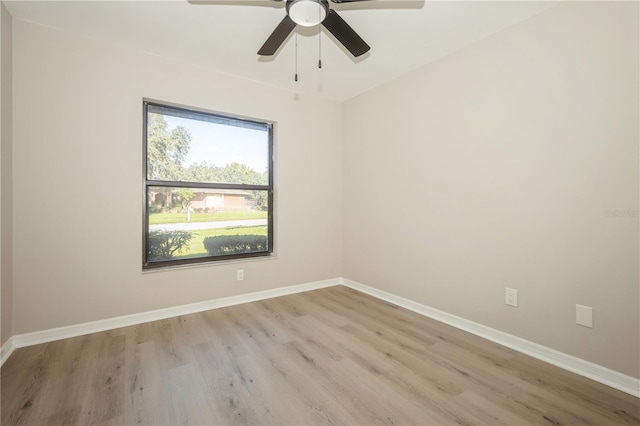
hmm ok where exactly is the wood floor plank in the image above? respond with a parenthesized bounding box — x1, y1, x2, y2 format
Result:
(123, 340, 171, 425)
(2, 286, 638, 425)
(193, 340, 264, 425)
(42, 334, 103, 426)
(257, 298, 345, 362)
(77, 332, 126, 425)
(224, 307, 363, 424)
(455, 389, 530, 425)
(1, 338, 77, 425)
(428, 340, 591, 425)
(162, 363, 220, 426)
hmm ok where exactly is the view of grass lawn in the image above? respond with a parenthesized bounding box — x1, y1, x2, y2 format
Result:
(174, 226, 268, 258)
(149, 210, 267, 224)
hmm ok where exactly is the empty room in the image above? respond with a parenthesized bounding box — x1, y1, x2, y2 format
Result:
(0, 0, 638, 424)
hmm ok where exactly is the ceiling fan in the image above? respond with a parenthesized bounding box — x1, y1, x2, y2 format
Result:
(258, 0, 372, 58)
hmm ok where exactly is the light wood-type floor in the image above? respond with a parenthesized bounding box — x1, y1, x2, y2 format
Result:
(1, 286, 638, 425)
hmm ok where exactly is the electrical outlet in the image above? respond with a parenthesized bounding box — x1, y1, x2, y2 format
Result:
(576, 304, 593, 328)
(236, 269, 244, 281)
(505, 288, 518, 307)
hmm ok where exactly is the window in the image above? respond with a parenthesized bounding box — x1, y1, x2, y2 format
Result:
(143, 100, 274, 269)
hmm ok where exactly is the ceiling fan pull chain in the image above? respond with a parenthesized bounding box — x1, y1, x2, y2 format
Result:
(318, 29, 322, 68)
(295, 32, 299, 82)
(318, 1, 322, 69)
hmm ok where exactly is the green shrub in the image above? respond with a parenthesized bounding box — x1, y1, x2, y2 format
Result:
(148, 230, 194, 261)
(148, 203, 163, 214)
(203, 234, 268, 256)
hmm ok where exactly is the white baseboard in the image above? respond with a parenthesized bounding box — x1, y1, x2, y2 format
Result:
(1, 336, 15, 366)
(1, 277, 340, 366)
(340, 278, 640, 398)
(2, 276, 638, 399)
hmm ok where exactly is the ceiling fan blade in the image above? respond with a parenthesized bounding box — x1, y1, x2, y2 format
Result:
(330, 0, 372, 2)
(188, 0, 283, 5)
(321, 9, 370, 57)
(258, 15, 297, 56)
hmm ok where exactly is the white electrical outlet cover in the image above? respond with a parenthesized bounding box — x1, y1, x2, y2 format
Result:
(576, 304, 593, 328)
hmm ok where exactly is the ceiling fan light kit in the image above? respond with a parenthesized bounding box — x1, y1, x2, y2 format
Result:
(287, 0, 328, 27)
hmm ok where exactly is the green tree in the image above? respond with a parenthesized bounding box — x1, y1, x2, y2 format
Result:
(185, 162, 221, 182)
(182, 162, 268, 210)
(219, 163, 268, 210)
(219, 162, 267, 185)
(184, 161, 267, 185)
(147, 113, 191, 181)
(175, 188, 195, 209)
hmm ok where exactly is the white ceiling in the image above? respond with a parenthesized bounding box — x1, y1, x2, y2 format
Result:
(4, 0, 558, 101)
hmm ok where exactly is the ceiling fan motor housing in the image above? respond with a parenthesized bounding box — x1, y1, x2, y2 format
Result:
(286, 0, 329, 27)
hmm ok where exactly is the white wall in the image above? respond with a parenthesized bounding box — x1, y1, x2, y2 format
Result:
(343, 2, 639, 378)
(0, 2, 13, 347)
(11, 19, 342, 334)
